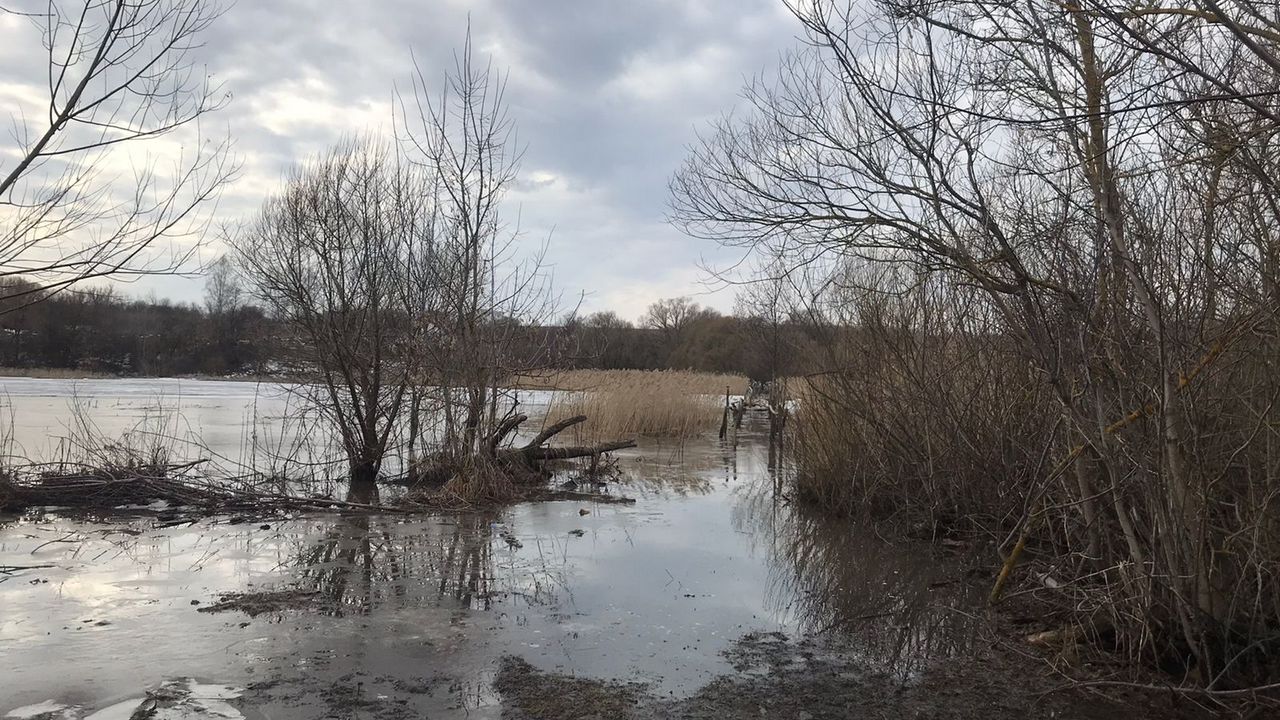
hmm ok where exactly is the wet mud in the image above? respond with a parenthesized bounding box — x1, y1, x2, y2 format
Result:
(197, 588, 330, 617)
(494, 631, 1152, 720)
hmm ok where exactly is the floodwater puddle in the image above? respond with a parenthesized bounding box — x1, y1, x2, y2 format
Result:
(1, 402, 978, 718)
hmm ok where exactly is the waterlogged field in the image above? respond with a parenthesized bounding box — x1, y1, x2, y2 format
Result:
(0, 378, 984, 719)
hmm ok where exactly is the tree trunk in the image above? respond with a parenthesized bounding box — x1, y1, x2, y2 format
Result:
(348, 460, 381, 504)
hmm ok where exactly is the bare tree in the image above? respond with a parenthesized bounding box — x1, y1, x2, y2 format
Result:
(202, 253, 246, 372)
(231, 138, 435, 501)
(398, 31, 560, 468)
(583, 311, 629, 330)
(202, 255, 240, 317)
(641, 295, 720, 361)
(0, 0, 235, 309)
(641, 296, 702, 337)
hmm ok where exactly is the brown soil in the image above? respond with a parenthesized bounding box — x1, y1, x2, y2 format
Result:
(495, 658, 647, 720)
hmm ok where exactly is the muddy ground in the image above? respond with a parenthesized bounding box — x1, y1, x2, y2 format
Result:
(170, 577, 1215, 720)
(216, 622, 1201, 719)
(492, 630, 1210, 720)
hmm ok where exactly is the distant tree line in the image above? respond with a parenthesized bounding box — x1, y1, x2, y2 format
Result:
(0, 272, 264, 376)
(0, 273, 820, 381)
(564, 296, 822, 380)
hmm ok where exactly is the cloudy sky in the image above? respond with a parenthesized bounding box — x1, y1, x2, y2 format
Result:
(2, 1, 803, 321)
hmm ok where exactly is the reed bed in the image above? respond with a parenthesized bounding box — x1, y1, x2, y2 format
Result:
(513, 368, 748, 396)
(535, 369, 748, 442)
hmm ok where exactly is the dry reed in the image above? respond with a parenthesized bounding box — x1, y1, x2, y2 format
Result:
(513, 369, 748, 396)
(534, 369, 748, 442)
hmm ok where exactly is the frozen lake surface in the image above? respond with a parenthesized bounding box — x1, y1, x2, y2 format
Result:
(0, 376, 558, 477)
(0, 377, 307, 466)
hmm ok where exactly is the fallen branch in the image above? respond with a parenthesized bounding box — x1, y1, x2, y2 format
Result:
(488, 414, 529, 456)
(496, 415, 636, 468)
(0, 563, 55, 573)
(522, 440, 637, 461)
(526, 415, 588, 449)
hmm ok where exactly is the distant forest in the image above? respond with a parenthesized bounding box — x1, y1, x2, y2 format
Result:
(0, 276, 820, 380)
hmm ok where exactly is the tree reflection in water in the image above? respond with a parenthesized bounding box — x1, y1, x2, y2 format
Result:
(290, 512, 547, 617)
(735, 482, 982, 680)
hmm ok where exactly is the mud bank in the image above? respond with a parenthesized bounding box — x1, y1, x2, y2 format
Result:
(495, 631, 1201, 720)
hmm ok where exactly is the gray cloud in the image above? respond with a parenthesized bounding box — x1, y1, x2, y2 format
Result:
(1, 1, 801, 320)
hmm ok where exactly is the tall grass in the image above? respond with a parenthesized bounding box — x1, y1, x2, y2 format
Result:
(789, 279, 1280, 689)
(514, 369, 747, 396)
(791, 334, 1050, 528)
(535, 369, 748, 442)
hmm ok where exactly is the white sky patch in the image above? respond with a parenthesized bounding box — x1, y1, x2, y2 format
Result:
(597, 265, 732, 323)
(519, 169, 562, 190)
(250, 76, 393, 138)
(604, 43, 735, 105)
(0, 81, 51, 146)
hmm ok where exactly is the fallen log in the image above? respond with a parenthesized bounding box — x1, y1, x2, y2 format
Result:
(494, 415, 636, 469)
(518, 440, 637, 462)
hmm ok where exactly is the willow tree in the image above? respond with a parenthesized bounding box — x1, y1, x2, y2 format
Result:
(398, 33, 559, 467)
(232, 138, 437, 501)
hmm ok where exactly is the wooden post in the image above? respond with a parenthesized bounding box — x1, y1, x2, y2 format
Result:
(718, 385, 730, 440)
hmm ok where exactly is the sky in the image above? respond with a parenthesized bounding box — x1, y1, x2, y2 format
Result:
(1, 1, 804, 322)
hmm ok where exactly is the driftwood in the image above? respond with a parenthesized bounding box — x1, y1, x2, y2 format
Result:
(0, 463, 412, 515)
(491, 414, 636, 467)
(397, 413, 637, 493)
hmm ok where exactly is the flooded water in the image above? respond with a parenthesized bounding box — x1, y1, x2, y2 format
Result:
(0, 377, 328, 472)
(0, 379, 977, 718)
(0, 376, 559, 480)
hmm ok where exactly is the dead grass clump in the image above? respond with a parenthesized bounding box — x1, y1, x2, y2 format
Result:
(198, 588, 328, 617)
(537, 370, 745, 442)
(790, 337, 1049, 527)
(404, 458, 527, 509)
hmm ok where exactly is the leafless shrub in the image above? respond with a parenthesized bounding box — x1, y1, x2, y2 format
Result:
(673, 0, 1280, 691)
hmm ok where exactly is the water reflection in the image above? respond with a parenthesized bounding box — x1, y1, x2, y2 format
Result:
(289, 511, 582, 622)
(1, 409, 985, 716)
(735, 481, 981, 679)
